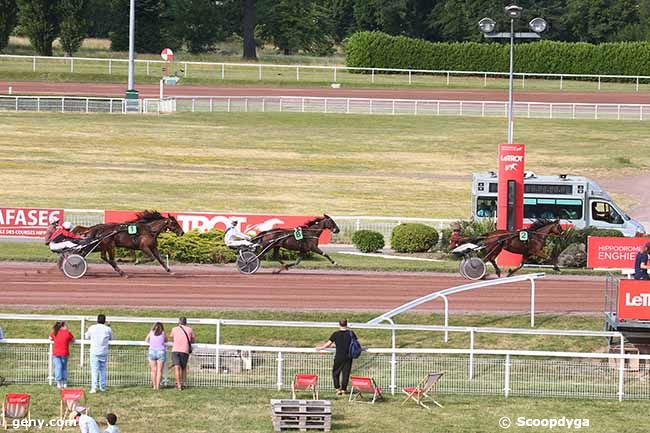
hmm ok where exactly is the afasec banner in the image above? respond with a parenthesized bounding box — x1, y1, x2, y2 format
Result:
(587, 236, 650, 268)
(0, 207, 63, 238)
(104, 210, 332, 243)
(618, 280, 650, 321)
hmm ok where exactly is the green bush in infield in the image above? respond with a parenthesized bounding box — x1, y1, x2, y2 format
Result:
(391, 223, 439, 253)
(157, 229, 236, 264)
(352, 230, 385, 253)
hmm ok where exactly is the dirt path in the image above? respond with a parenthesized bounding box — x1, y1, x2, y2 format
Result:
(0, 262, 606, 314)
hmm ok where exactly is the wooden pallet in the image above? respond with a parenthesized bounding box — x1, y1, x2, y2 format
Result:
(271, 400, 332, 432)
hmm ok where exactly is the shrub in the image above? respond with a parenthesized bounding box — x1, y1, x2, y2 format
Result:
(391, 223, 439, 253)
(345, 31, 650, 76)
(158, 229, 236, 264)
(352, 230, 385, 253)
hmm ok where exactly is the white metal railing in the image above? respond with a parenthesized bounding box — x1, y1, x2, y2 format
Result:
(143, 96, 650, 121)
(1, 338, 648, 400)
(2, 54, 650, 91)
(0, 95, 135, 113)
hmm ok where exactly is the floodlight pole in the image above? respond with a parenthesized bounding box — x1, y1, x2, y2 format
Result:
(127, 0, 135, 91)
(507, 18, 515, 143)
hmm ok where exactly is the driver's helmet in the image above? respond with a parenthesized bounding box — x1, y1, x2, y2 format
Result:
(230, 220, 238, 226)
(62, 221, 73, 230)
(49, 214, 60, 224)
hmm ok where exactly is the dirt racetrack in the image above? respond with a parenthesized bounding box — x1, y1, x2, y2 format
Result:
(0, 261, 606, 314)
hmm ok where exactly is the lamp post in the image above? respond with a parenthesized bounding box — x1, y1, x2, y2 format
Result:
(479, 5, 547, 143)
(125, 0, 139, 111)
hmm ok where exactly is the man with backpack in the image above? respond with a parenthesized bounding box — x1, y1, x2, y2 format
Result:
(316, 319, 362, 396)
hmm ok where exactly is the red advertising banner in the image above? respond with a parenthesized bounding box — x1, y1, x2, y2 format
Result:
(587, 236, 650, 268)
(618, 280, 650, 321)
(104, 210, 332, 243)
(0, 207, 63, 238)
(497, 143, 525, 266)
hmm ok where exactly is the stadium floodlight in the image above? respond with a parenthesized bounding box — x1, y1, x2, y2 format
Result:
(478, 18, 496, 34)
(529, 17, 548, 34)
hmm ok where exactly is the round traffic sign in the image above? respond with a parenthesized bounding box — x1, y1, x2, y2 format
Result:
(161, 48, 174, 62)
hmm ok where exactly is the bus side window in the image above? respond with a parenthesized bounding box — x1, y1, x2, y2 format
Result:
(477, 197, 496, 218)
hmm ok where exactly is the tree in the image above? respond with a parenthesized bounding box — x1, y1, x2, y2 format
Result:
(17, 0, 60, 56)
(85, 0, 112, 38)
(0, 0, 17, 52)
(110, 0, 162, 53)
(167, 0, 224, 53)
(561, 0, 639, 42)
(242, 0, 256, 59)
(58, 0, 87, 56)
(328, 0, 355, 43)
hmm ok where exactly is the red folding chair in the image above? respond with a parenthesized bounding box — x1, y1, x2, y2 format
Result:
(2, 393, 31, 429)
(349, 376, 384, 404)
(291, 374, 319, 400)
(60, 389, 88, 428)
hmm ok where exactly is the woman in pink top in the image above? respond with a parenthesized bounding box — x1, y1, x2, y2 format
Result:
(145, 322, 167, 390)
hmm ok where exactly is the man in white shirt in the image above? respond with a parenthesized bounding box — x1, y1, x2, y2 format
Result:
(224, 220, 253, 248)
(85, 314, 112, 393)
(75, 411, 100, 433)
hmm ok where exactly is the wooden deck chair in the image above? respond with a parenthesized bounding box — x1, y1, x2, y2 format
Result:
(60, 389, 88, 428)
(349, 376, 384, 404)
(1, 393, 31, 429)
(291, 374, 319, 400)
(401, 372, 444, 410)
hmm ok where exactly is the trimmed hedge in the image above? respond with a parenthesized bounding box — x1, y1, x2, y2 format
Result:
(391, 223, 439, 253)
(345, 31, 650, 76)
(352, 230, 385, 253)
(157, 229, 236, 264)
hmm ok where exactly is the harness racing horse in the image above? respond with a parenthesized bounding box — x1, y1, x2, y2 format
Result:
(252, 215, 340, 273)
(451, 219, 564, 278)
(74, 211, 184, 276)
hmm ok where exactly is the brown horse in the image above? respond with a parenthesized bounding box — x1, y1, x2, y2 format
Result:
(252, 215, 340, 273)
(74, 211, 184, 276)
(451, 219, 564, 278)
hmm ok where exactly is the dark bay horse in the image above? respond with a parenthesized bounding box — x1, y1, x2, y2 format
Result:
(252, 215, 340, 273)
(74, 211, 184, 276)
(451, 219, 564, 278)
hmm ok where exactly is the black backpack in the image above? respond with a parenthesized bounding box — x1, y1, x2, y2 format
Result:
(348, 330, 362, 359)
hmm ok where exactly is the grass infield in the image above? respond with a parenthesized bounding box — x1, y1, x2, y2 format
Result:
(0, 112, 646, 218)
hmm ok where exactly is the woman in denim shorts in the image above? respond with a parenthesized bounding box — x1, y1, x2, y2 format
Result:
(145, 322, 167, 390)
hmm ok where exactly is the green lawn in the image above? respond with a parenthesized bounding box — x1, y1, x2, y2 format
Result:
(1, 384, 645, 433)
(0, 112, 646, 218)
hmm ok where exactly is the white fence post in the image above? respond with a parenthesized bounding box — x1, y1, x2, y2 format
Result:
(70, 58, 74, 73)
(216, 321, 221, 374)
(184, 62, 188, 78)
(469, 328, 475, 380)
(146, 61, 150, 76)
(296, 66, 299, 81)
(258, 64, 262, 81)
(521, 74, 525, 88)
(108, 59, 112, 75)
(33, 56, 36, 72)
(276, 352, 283, 391)
(560, 75, 563, 90)
(334, 67, 337, 83)
(598, 76, 601, 90)
(504, 354, 511, 398)
(618, 336, 625, 402)
(408, 70, 412, 85)
(484, 73, 487, 87)
(446, 72, 450, 86)
(61, 97, 65, 113)
(227, 98, 231, 113)
(80, 318, 85, 367)
(346, 98, 350, 114)
(48, 343, 53, 386)
(221, 64, 225, 80)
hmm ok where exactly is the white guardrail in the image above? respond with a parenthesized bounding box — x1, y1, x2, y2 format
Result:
(144, 96, 650, 121)
(0, 314, 647, 400)
(0, 95, 134, 113)
(2, 54, 650, 91)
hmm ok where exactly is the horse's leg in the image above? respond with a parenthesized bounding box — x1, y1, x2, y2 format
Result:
(285, 253, 305, 269)
(142, 245, 171, 273)
(272, 247, 288, 274)
(312, 246, 337, 266)
(102, 245, 125, 277)
(484, 243, 503, 278)
(506, 256, 525, 277)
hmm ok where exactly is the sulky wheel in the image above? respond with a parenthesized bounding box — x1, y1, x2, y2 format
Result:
(236, 250, 260, 275)
(461, 257, 487, 280)
(62, 254, 88, 279)
(458, 258, 468, 279)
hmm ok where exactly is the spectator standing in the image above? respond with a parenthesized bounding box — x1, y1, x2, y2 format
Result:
(74, 411, 100, 433)
(85, 314, 112, 393)
(103, 413, 120, 433)
(634, 242, 650, 280)
(315, 319, 360, 396)
(169, 317, 194, 390)
(49, 321, 75, 388)
(145, 322, 167, 390)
